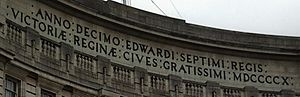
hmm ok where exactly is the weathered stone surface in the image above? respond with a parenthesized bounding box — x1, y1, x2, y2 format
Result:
(244, 86, 259, 97)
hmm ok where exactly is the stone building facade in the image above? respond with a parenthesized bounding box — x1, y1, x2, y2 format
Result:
(0, 0, 299, 97)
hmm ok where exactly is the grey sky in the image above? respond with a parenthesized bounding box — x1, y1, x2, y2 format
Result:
(112, 0, 300, 37)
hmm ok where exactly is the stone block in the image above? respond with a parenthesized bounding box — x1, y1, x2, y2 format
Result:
(25, 92, 36, 97)
(60, 42, 74, 73)
(96, 55, 111, 74)
(168, 74, 183, 97)
(244, 86, 259, 97)
(96, 55, 111, 85)
(25, 27, 40, 59)
(281, 89, 295, 97)
(63, 85, 74, 93)
(205, 81, 221, 97)
(26, 83, 36, 94)
(134, 66, 148, 83)
(134, 66, 149, 95)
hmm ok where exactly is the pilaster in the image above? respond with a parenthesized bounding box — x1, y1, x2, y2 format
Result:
(96, 55, 112, 86)
(25, 27, 40, 60)
(281, 89, 295, 97)
(244, 86, 258, 97)
(168, 74, 183, 97)
(59, 42, 74, 74)
(134, 66, 149, 96)
(205, 81, 221, 97)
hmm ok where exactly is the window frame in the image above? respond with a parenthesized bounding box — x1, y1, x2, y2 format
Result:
(5, 75, 20, 97)
(41, 89, 56, 97)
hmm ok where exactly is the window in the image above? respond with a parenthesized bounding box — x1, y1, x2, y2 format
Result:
(41, 89, 55, 97)
(5, 76, 20, 97)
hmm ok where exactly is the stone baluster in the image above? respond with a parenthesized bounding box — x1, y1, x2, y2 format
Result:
(116, 67, 119, 80)
(192, 84, 197, 96)
(122, 68, 125, 81)
(41, 40, 45, 55)
(5, 24, 10, 37)
(156, 76, 159, 90)
(49, 43, 53, 58)
(162, 78, 166, 91)
(113, 66, 117, 79)
(79, 54, 83, 68)
(126, 69, 130, 83)
(10, 25, 14, 40)
(197, 84, 203, 97)
(158, 77, 162, 90)
(83, 56, 86, 70)
(86, 56, 89, 70)
(185, 83, 189, 95)
(6, 23, 11, 38)
(224, 89, 228, 97)
(90, 58, 94, 72)
(151, 75, 155, 89)
(45, 41, 49, 56)
(194, 84, 198, 96)
(87, 57, 90, 71)
(120, 67, 123, 81)
(76, 54, 79, 68)
(117, 67, 121, 81)
(16, 28, 21, 43)
(127, 70, 130, 83)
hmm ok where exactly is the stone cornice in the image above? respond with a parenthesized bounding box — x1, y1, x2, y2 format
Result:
(37, 0, 300, 57)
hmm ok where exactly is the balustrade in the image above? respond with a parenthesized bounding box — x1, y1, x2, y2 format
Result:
(223, 88, 241, 97)
(112, 65, 132, 83)
(5, 20, 26, 50)
(6, 22, 23, 44)
(74, 53, 96, 73)
(149, 74, 167, 92)
(184, 82, 203, 97)
(261, 92, 279, 97)
(40, 39, 59, 59)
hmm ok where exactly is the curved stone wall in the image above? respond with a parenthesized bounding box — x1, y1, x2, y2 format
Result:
(0, 0, 299, 97)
